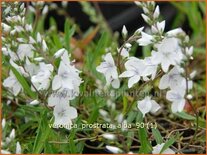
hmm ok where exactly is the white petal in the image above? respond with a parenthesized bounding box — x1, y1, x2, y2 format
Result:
(52, 76, 62, 90)
(16, 142, 21, 154)
(159, 74, 169, 89)
(137, 98, 152, 117)
(150, 100, 161, 113)
(119, 70, 135, 78)
(128, 75, 140, 88)
(67, 106, 78, 119)
(111, 78, 120, 89)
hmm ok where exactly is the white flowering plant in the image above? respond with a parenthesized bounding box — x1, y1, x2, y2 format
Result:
(1, 1, 206, 154)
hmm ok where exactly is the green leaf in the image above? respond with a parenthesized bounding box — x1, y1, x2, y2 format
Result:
(174, 112, 196, 120)
(152, 128, 163, 144)
(64, 20, 76, 51)
(10, 66, 37, 98)
(138, 128, 152, 153)
(32, 110, 51, 153)
(160, 136, 176, 153)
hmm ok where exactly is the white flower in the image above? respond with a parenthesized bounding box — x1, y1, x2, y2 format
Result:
(137, 96, 161, 117)
(36, 32, 42, 43)
(142, 55, 158, 79)
(151, 21, 165, 34)
(166, 88, 186, 113)
(122, 25, 128, 37)
(96, 53, 119, 88)
(30, 100, 40, 105)
(141, 14, 150, 23)
(25, 24, 32, 32)
(159, 67, 185, 90)
(166, 28, 185, 37)
(24, 58, 39, 76)
(185, 46, 193, 56)
(2, 23, 11, 33)
(54, 48, 67, 58)
(102, 133, 116, 140)
(42, 40, 48, 52)
(17, 44, 35, 60)
(152, 143, 175, 154)
(152, 38, 183, 72)
(52, 61, 82, 91)
(186, 94, 193, 100)
(42, 5, 49, 15)
(31, 63, 54, 90)
(118, 43, 132, 58)
(9, 59, 28, 77)
(16, 142, 21, 154)
(6, 129, 15, 144)
(1, 150, 11, 154)
(153, 6, 160, 19)
(48, 88, 78, 106)
(2, 118, 6, 129)
(3, 71, 22, 96)
(106, 145, 123, 154)
(119, 57, 146, 88)
(34, 57, 44, 62)
(53, 102, 77, 130)
(137, 32, 154, 46)
(14, 26, 24, 32)
(29, 36, 36, 44)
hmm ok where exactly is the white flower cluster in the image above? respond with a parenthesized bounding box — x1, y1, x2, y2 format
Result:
(2, 2, 82, 130)
(96, 1, 195, 117)
(48, 49, 82, 129)
(1, 118, 21, 154)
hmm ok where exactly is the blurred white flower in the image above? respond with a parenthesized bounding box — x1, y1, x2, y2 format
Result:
(17, 44, 35, 60)
(137, 32, 154, 46)
(152, 37, 183, 72)
(166, 28, 185, 37)
(119, 57, 146, 88)
(48, 88, 78, 107)
(152, 143, 175, 154)
(143, 55, 158, 80)
(106, 145, 123, 154)
(2, 23, 11, 33)
(29, 100, 40, 105)
(159, 67, 185, 90)
(137, 96, 161, 117)
(2, 118, 6, 129)
(54, 48, 67, 58)
(96, 53, 119, 88)
(31, 63, 54, 90)
(102, 133, 116, 140)
(53, 102, 77, 130)
(141, 14, 150, 23)
(122, 25, 128, 37)
(166, 88, 186, 113)
(153, 6, 160, 19)
(151, 21, 165, 34)
(3, 71, 22, 96)
(52, 61, 82, 91)
(16, 142, 21, 154)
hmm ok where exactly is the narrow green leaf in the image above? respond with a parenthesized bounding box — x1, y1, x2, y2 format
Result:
(138, 128, 152, 153)
(64, 20, 76, 51)
(32, 111, 51, 153)
(160, 136, 176, 154)
(174, 112, 196, 120)
(152, 128, 163, 144)
(10, 66, 37, 98)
